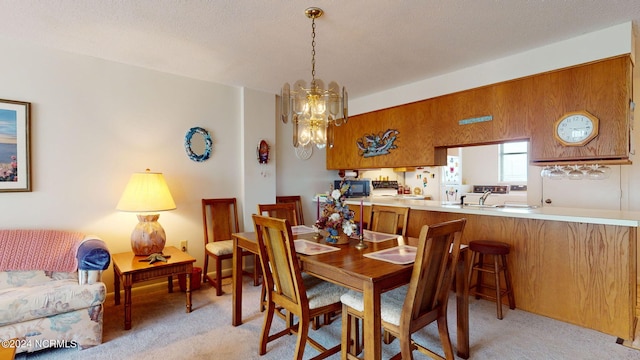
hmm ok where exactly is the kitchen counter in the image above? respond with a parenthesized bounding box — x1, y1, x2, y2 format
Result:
(347, 196, 639, 342)
(347, 197, 640, 227)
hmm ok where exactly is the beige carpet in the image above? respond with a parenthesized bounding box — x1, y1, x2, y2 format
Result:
(15, 277, 640, 360)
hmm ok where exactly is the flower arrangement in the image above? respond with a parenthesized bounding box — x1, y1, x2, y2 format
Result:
(0, 155, 18, 182)
(315, 182, 358, 243)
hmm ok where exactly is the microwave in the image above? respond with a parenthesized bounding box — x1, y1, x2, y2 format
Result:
(334, 180, 370, 198)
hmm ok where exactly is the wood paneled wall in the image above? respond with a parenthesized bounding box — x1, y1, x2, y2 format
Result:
(406, 209, 637, 339)
(327, 56, 632, 170)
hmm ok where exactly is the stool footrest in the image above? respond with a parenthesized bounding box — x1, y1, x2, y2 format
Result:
(472, 264, 507, 273)
(470, 285, 513, 299)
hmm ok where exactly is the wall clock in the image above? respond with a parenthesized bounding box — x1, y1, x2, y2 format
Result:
(553, 110, 599, 146)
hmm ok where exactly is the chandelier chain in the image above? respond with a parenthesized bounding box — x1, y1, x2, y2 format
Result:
(311, 17, 316, 85)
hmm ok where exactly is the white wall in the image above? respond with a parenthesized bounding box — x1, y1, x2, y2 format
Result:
(0, 36, 272, 291)
(350, 22, 633, 116)
(348, 22, 640, 211)
(241, 88, 276, 229)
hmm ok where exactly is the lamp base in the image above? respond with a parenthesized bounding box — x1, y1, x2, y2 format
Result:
(131, 214, 167, 256)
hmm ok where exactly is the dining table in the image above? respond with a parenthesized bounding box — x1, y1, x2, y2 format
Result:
(231, 228, 470, 360)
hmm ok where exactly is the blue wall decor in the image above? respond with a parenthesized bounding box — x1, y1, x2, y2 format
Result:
(356, 129, 399, 158)
(184, 127, 213, 162)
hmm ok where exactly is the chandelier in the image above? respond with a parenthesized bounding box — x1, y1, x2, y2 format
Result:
(280, 7, 348, 149)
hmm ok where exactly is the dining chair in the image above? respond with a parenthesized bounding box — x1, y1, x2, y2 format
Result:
(252, 214, 344, 360)
(369, 204, 409, 236)
(258, 202, 299, 226)
(340, 218, 467, 360)
(202, 198, 258, 296)
(256, 202, 299, 308)
(276, 195, 305, 225)
(258, 201, 335, 328)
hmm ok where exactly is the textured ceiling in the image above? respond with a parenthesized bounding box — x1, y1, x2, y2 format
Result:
(1, 0, 639, 99)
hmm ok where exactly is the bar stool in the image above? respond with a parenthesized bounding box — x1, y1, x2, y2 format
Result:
(468, 240, 516, 319)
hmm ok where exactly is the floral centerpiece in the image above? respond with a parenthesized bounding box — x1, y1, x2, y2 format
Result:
(315, 182, 358, 244)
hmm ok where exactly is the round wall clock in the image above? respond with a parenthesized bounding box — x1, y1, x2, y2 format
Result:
(553, 110, 599, 146)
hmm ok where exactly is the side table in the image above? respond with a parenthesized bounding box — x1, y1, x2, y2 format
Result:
(113, 246, 196, 330)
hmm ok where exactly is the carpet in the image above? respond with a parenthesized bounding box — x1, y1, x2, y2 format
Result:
(15, 277, 640, 360)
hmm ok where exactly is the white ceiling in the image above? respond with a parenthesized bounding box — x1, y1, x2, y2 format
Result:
(1, 1, 640, 99)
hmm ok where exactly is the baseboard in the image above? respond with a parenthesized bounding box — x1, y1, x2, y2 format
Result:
(617, 316, 640, 351)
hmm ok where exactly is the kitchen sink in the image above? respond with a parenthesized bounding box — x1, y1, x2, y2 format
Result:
(463, 203, 539, 210)
(463, 203, 498, 208)
(494, 204, 539, 209)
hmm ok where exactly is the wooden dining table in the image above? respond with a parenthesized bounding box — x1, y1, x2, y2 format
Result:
(231, 230, 470, 360)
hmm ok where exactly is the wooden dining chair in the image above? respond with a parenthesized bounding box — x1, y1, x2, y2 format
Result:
(341, 218, 467, 360)
(276, 195, 305, 225)
(252, 214, 344, 360)
(202, 198, 258, 296)
(258, 202, 299, 226)
(256, 202, 301, 312)
(369, 205, 409, 236)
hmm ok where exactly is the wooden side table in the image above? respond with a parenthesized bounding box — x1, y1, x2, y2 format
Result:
(113, 246, 196, 330)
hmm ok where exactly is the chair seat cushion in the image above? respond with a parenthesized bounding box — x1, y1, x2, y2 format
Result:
(205, 240, 233, 256)
(340, 286, 407, 326)
(303, 273, 345, 309)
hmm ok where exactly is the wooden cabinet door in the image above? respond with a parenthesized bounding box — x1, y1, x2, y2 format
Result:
(326, 101, 446, 169)
(493, 77, 537, 141)
(529, 56, 631, 163)
(432, 87, 495, 147)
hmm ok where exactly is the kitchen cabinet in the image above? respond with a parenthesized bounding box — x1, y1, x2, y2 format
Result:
(327, 55, 633, 170)
(493, 76, 537, 141)
(528, 56, 632, 164)
(432, 86, 496, 147)
(326, 100, 446, 169)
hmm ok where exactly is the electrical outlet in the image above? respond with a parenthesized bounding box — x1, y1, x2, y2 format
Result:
(180, 240, 188, 252)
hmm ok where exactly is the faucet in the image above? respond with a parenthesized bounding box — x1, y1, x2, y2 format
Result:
(479, 190, 492, 205)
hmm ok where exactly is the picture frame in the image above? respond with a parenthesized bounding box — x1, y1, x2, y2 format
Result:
(0, 99, 31, 192)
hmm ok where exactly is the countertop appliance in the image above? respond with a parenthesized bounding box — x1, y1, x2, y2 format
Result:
(334, 179, 370, 198)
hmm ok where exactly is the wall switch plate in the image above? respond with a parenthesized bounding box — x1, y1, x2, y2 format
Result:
(180, 240, 188, 252)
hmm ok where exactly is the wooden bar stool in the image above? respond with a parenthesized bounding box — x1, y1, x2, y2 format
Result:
(468, 240, 516, 319)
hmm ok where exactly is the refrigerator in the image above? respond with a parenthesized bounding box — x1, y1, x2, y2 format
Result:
(442, 155, 463, 203)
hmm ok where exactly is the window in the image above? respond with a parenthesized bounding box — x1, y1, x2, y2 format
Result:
(499, 141, 528, 182)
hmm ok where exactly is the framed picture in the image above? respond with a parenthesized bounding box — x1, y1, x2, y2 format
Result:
(0, 99, 31, 192)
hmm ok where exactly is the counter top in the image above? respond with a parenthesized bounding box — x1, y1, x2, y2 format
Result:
(346, 197, 640, 227)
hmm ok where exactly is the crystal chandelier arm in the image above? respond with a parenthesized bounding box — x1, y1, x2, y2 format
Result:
(280, 83, 290, 123)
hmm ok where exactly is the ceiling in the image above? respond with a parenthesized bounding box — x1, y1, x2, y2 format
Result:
(1, 1, 640, 100)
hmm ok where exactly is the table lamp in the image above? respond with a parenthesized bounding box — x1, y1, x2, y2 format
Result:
(116, 169, 176, 256)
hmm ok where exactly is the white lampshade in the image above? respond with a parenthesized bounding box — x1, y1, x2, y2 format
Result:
(117, 169, 176, 256)
(116, 170, 176, 212)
